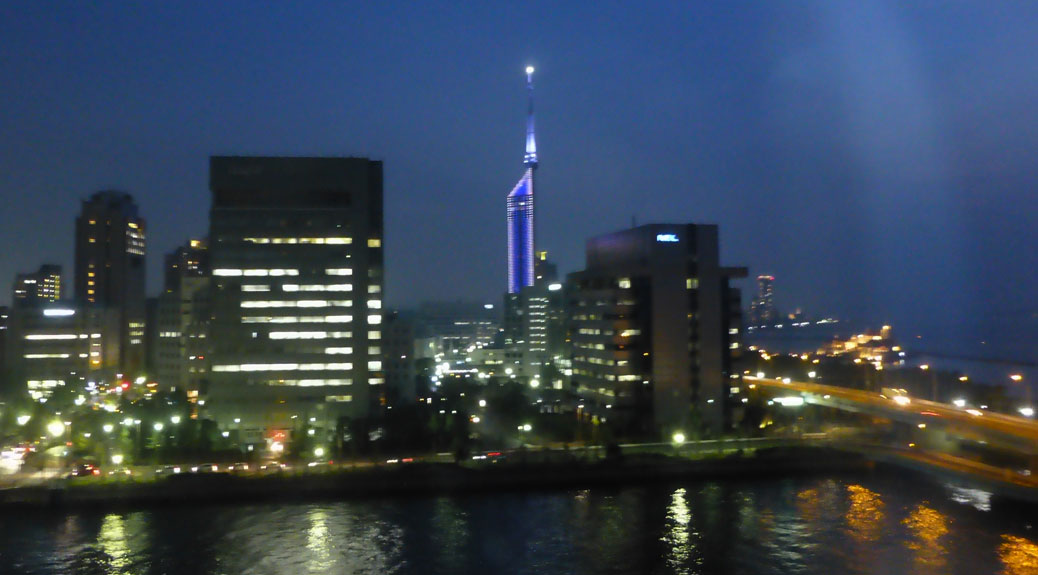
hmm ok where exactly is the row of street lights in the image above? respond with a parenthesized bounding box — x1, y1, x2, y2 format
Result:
(922, 364, 1033, 418)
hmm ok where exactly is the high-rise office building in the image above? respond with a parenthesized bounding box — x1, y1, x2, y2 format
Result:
(382, 309, 416, 404)
(568, 224, 746, 438)
(506, 66, 538, 295)
(154, 239, 211, 397)
(74, 191, 147, 375)
(12, 264, 62, 306)
(207, 156, 383, 445)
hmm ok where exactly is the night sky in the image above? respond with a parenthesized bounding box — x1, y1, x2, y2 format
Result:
(2, 2, 1036, 357)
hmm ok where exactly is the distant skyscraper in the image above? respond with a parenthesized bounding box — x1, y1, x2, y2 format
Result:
(750, 275, 776, 326)
(74, 191, 147, 374)
(12, 264, 62, 307)
(207, 156, 383, 445)
(506, 66, 538, 294)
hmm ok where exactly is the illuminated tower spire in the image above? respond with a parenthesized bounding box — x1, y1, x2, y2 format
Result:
(524, 66, 538, 167)
(508, 66, 537, 294)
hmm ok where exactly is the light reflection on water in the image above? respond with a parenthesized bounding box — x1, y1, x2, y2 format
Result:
(903, 504, 950, 573)
(845, 484, 885, 544)
(662, 488, 700, 574)
(999, 534, 1038, 575)
(1, 475, 1035, 574)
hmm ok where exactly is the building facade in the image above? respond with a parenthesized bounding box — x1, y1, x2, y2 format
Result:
(5, 304, 112, 401)
(382, 310, 416, 404)
(206, 156, 384, 445)
(567, 224, 746, 438)
(74, 191, 147, 376)
(154, 239, 211, 397)
(12, 264, 62, 306)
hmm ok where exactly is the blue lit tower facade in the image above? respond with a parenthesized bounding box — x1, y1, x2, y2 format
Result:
(507, 66, 538, 294)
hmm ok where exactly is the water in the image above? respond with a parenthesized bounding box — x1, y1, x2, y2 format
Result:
(2, 473, 1037, 574)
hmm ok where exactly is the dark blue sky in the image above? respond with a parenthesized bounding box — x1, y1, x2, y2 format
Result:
(1, 2, 1036, 353)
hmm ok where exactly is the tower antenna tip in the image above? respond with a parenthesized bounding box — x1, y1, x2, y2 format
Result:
(525, 66, 535, 75)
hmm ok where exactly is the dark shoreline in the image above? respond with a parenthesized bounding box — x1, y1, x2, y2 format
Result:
(6, 445, 1036, 512)
(0, 447, 869, 510)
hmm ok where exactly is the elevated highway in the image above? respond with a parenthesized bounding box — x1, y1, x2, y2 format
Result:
(745, 375, 1038, 454)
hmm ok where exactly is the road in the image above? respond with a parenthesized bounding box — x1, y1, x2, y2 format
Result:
(746, 375, 1038, 450)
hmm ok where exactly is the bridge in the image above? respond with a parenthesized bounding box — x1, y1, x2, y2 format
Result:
(746, 375, 1038, 493)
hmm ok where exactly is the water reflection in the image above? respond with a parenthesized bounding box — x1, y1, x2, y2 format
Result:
(661, 487, 702, 574)
(4, 476, 1035, 575)
(903, 504, 950, 572)
(999, 534, 1038, 575)
(97, 514, 131, 571)
(307, 508, 332, 573)
(796, 488, 821, 524)
(946, 485, 992, 512)
(845, 485, 884, 543)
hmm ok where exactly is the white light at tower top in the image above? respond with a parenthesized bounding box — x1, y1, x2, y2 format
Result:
(526, 66, 535, 75)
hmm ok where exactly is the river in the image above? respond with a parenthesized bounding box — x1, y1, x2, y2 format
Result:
(2, 472, 1036, 574)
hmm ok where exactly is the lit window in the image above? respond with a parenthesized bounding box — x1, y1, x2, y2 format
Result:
(368, 330, 381, 340)
(367, 238, 381, 248)
(367, 300, 382, 309)
(282, 284, 352, 292)
(367, 314, 381, 325)
(618, 278, 631, 289)
(367, 361, 382, 370)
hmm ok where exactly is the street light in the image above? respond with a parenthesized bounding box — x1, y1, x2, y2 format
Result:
(170, 415, 181, 425)
(16, 415, 30, 426)
(672, 432, 686, 445)
(921, 364, 938, 401)
(102, 424, 114, 433)
(153, 422, 164, 432)
(47, 420, 66, 438)
(1011, 374, 1031, 413)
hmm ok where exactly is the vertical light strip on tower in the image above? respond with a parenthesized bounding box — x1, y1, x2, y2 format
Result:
(508, 66, 538, 294)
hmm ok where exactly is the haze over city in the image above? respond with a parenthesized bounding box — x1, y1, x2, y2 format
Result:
(5, 4, 1038, 575)
(2, 2, 1036, 359)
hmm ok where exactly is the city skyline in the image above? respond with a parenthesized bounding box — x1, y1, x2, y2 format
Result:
(2, 3, 1037, 358)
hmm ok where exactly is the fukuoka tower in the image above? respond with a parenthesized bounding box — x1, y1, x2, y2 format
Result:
(507, 66, 538, 294)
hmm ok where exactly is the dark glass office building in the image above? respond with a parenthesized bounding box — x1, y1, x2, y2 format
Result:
(568, 224, 746, 439)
